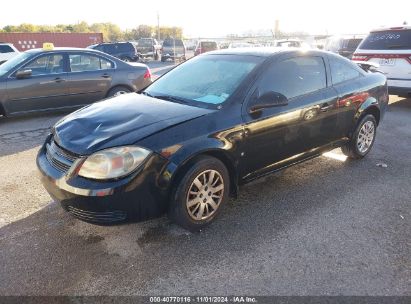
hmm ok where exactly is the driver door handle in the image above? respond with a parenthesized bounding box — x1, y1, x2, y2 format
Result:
(101, 73, 111, 78)
(320, 103, 333, 112)
(54, 77, 66, 83)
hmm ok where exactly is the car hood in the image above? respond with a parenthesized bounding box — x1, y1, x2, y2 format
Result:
(53, 94, 214, 155)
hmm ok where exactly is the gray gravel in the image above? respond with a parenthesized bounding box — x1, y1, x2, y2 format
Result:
(0, 78, 410, 295)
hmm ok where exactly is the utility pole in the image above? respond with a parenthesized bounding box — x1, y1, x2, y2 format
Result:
(157, 11, 160, 41)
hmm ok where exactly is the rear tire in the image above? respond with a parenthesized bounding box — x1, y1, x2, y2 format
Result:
(341, 114, 377, 159)
(107, 86, 132, 97)
(121, 57, 131, 62)
(168, 156, 230, 232)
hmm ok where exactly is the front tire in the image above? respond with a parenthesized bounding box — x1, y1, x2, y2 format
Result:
(342, 114, 377, 159)
(168, 156, 230, 232)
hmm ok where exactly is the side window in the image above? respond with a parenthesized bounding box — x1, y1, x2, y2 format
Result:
(100, 58, 113, 70)
(0, 45, 14, 53)
(105, 44, 116, 53)
(259, 56, 327, 100)
(329, 56, 361, 85)
(23, 54, 64, 75)
(69, 54, 113, 72)
(118, 44, 130, 52)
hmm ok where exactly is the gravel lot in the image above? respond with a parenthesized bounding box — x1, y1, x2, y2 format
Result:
(0, 62, 410, 295)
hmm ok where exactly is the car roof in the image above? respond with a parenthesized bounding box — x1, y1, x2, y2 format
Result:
(370, 25, 411, 32)
(96, 42, 132, 45)
(24, 47, 104, 54)
(205, 47, 325, 57)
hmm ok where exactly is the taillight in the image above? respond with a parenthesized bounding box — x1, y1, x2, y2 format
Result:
(352, 54, 369, 61)
(144, 68, 151, 79)
(353, 53, 411, 64)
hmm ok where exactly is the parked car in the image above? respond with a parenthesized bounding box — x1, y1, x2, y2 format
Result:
(89, 42, 139, 62)
(0, 47, 151, 116)
(194, 41, 219, 56)
(275, 39, 311, 49)
(37, 48, 388, 231)
(0, 43, 19, 65)
(228, 42, 254, 48)
(324, 36, 363, 59)
(352, 26, 411, 98)
(135, 38, 161, 60)
(161, 38, 186, 62)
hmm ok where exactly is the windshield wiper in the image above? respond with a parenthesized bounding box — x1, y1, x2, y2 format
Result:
(387, 45, 409, 49)
(151, 94, 189, 105)
(141, 91, 154, 97)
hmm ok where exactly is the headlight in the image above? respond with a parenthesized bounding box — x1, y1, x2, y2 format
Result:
(78, 146, 151, 180)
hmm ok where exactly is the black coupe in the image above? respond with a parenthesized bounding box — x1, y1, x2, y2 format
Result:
(37, 48, 388, 231)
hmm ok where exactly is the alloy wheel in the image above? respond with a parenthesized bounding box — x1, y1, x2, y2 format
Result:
(357, 121, 375, 153)
(186, 169, 224, 221)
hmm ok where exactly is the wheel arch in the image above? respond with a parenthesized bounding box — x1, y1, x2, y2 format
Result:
(354, 97, 381, 124)
(0, 102, 7, 117)
(168, 149, 239, 199)
(106, 84, 135, 97)
(360, 105, 380, 125)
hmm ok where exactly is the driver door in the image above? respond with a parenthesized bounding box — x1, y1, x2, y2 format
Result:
(239, 55, 339, 180)
(5, 53, 69, 114)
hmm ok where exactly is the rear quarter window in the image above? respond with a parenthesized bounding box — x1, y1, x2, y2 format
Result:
(329, 55, 362, 85)
(359, 30, 411, 50)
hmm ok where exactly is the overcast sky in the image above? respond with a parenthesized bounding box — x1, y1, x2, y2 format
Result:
(2, 0, 410, 37)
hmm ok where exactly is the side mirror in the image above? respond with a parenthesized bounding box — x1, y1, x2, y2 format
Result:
(249, 91, 289, 114)
(16, 69, 32, 79)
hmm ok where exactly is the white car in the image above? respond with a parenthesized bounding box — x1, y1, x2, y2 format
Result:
(0, 43, 19, 65)
(352, 26, 411, 98)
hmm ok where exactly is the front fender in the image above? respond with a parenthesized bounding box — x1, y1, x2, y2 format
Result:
(159, 135, 241, 197)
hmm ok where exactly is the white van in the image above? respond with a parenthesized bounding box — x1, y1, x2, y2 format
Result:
(352, 26, 411, 97)
(0, 43, 19, 65)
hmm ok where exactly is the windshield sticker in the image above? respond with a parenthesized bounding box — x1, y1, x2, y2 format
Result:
(194, 94, 227, 104)
(369, 33, 401, 42)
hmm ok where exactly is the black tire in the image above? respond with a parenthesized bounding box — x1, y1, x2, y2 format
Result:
(161, 56, 167, 62)
(107, 86, 132, 98)
(168, 156, 230, 232)
(341, 114, 377, 159)
(121, 57, 131, 62)
(154, 51, 160, 61)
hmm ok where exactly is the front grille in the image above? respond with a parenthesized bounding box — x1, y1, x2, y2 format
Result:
(67, 206, 127, 224)
(45, 139, 79, 173)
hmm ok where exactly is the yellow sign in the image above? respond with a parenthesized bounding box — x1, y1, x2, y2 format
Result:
(42, 43, 54, 51)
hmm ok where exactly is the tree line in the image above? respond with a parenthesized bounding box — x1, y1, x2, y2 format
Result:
(0, 22, 183, 42)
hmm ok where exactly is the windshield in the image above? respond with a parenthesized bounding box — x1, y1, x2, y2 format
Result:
(341, 38, 362, 50)
(144, 54, 263, 107)
(201, 42, 217, 49)
(138, 40, 152, 47)
(163, 39, 184, 47)
(359, 30, 411, 50)
(0, 52, 31, 77)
